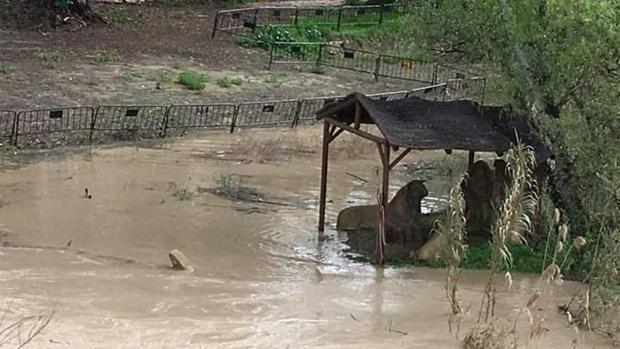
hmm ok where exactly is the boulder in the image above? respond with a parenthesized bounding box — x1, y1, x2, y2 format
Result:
(168, 249, 193, 272)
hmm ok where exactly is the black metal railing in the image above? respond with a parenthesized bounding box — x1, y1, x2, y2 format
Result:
(0, 79, 485, 148)
(211, 3, 402, 38)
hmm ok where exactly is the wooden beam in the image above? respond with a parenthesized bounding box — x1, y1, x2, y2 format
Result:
(329, 128, 344, 143)
(468, 150, 475, 171)
(354, 101, 361, 129)
(318, 121, 330, 233)
(375, 144, 390, 266)
(324, 117, 386, 144)
(389, 148, 412, 170)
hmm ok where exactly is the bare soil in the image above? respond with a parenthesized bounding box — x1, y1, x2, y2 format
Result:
(0, 2, 414, 110)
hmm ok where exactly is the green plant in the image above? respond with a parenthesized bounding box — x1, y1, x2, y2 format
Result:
(90, 49, 122, 64)
(0, 64, 14, 76)
(37, 49, 66, 66)
(153, 71, 172, 90)
(173, 187, 194, 201)
(178, 71, 205, 91)
(263, 73, 282, 86)
(216, 75, 243, 88)
(102, 8, 138, 25)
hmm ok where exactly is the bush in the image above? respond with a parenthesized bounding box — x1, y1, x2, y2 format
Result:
(177, 71, 205, 90)
(216, 75, 243, 88)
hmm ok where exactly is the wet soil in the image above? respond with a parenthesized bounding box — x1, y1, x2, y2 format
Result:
(0, 127, 614, 348)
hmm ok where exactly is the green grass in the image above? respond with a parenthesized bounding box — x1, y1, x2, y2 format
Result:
(153, 71, 172, 90)
(173, 188, 194, 201)
(216, 75, 243, 88)
(99, 7, 139, 25)
(90, 49, 122, 64)
(263, 73, 283, 86)
(178, 71, 206, 91)
(416, 243, 545, 273)
(37, 49, 66, 66)
(0, 63, 14, 76)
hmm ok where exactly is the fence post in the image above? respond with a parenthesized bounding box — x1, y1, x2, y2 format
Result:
(291, 100, 303, 128)
(294, 7, 299, 26)
(432, 64, 439, 85)
(211, 11, 220, 38)
(252, 8, 259, 33)
(160, 106, 171, 138)
(336, 7, 343, 31)
(373, 55, 381, 82)
(268, 44, 275, 71)
(9, 112, 17, 147)
(12, 112, 20, 146)
(316, 43, 324, 70)
(89, 107, 99, 144)
(230, 105, 239, 134)
(379, 2, 385, 24)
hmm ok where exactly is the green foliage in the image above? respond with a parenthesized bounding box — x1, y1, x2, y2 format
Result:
(37, 49, 66, 66)
(177, 71, 205, 91)
(90, 50, 122, 64)
(389, 0, 619, 329)
(173, 188, 194, 201)
(99, 7, 138, 25)
(245, 25, 327, 50)
(216, 75, 243, 88)
(53, 0, 73, 11)
(0, 64, 14, 76)
(263, 73, 283, 87)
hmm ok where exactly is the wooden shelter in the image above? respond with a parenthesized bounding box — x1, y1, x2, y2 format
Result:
(316, 92, 547, 264)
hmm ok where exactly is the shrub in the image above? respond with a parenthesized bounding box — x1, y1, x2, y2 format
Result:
(178, 71, 205, 90)
(216, 75, 243, 88)
(0, 63, 14, 76)
(37, 49, 66, 66)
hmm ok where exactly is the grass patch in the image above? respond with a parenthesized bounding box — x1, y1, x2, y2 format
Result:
(263, 73, 283, 87)
(216, 75, 243, 88)
(172, 187, 194, 201)
(178, 71, 206, 91)
(213, 174, 263, 201)
(99, 7, 139, 25)
(153, 71, 172, 90)
(37, 49, 66, 66)
(90, 49, 122, 64)
(0, 63, 14, 76)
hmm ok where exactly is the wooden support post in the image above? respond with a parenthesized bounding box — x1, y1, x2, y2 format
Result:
(468, 150, 475, 171)
(354, 101, 361, 129)
(318, 121, 330, 233)
(375, 143, 390, 265)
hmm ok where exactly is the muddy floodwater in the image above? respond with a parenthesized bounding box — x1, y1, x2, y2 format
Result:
(0, 128, 613, 348)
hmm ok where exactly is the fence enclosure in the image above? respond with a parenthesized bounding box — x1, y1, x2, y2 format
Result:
(212, 3, 400, 38)
(0, 78, 485, 148)
(268, 42, 457, 85)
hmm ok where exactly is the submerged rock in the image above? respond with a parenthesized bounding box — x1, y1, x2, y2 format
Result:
(168, 249, 193, 272)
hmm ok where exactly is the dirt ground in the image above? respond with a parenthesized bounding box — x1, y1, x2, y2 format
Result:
(0, 1, 414, 110)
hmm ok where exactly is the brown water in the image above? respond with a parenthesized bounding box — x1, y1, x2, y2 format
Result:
(0, 128, 612, 348)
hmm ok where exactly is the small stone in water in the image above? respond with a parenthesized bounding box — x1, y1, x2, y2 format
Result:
(169, 249, 193, 271)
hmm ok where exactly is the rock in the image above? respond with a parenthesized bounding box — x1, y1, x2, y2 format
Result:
(168, 249, 193, 271)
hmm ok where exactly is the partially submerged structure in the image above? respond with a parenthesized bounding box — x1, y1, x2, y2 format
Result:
(316, 92, 548, 264)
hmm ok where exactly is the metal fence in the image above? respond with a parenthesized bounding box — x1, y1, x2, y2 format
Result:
(0, 79, 484, 148)
(268, 42, 475, 85)
(212, 3, 401, 38)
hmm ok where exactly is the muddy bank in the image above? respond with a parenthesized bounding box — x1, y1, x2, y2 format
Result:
(0, 128, 613, 348)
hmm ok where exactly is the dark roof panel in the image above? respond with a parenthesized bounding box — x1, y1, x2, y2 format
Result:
(317, 93, 544, 155)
